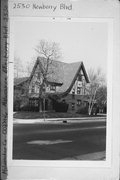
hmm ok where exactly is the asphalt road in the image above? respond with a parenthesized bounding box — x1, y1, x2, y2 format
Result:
(13, 119, 106, 160)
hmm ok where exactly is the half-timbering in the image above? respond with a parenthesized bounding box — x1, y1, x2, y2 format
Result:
(28, 57, 90, 112)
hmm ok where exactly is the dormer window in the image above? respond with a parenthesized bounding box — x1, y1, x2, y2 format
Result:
(50, 85, 56, 91)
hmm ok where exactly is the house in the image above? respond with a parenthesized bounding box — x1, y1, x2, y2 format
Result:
(28, 57, 90, 113)
(14, 77, 29, 111)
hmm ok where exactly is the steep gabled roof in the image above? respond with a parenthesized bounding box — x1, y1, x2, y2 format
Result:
(57, 61, 82, 93)
(14, 77, 29, 86)
(56, 61, 90, 95)
(29, 57, 64, 84)
(29, 57, 89, 95)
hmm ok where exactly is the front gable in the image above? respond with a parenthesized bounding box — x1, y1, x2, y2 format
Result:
(69, 63, 89, 96)
(29, 59, 63, 95)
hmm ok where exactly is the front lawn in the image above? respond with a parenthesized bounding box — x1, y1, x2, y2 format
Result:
(13, 111, 106, 119)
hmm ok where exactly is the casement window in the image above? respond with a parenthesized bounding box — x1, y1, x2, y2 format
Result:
(50, 85, 56, 91)
(77, 87, 81, 94)
(31, 84, 35, 93)
(72, 103, 75, 110)
(77, 100, 81, 106)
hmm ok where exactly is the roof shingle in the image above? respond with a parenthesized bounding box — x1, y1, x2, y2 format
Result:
(14, 77, 29, 86)
(36, 57, 88, 94)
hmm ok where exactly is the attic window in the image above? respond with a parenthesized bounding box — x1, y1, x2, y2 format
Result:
(77, 87, 81, 94)
(78, 74, 82, 81)
(50, 85, 56, 91)
(31, 85, 35, 93)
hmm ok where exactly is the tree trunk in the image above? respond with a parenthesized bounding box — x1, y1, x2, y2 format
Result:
(43, 97, 45, 121)
(39, 98, 43, 112)
(88, 88, 98, 115)
(43, 83, 46, 121)
(38, 82, 44, 112)
(88, 106, 92, 116)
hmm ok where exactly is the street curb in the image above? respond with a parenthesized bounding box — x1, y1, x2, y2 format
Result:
(13, 117, 106, 124)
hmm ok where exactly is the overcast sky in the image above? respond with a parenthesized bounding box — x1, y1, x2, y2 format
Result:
(14, 20, 108, 76)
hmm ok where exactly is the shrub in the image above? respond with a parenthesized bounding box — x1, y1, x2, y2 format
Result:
(20, 104, 39, 112)
(77, 106, 88, 115)
(54, 101, 69, 112)
(14, 100, 21, 111)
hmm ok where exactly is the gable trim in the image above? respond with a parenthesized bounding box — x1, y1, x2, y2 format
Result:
(60, 62, 89, 97)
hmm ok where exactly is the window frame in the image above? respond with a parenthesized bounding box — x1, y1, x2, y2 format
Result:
(77, 86, 81, 94)
(77, 99, 81, 106)
(50, 84, 56, 91)
(71, 102, 75, 110)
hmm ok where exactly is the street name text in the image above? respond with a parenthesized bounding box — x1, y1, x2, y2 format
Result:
(12, 3, 73, 12)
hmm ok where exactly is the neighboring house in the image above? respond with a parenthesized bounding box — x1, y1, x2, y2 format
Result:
(28, 57, 90, 113)
(14, 77, 29, 111)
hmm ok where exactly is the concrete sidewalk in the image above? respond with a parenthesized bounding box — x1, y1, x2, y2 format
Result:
(62, 151, 106, 160)
(13, 116, 106, 124)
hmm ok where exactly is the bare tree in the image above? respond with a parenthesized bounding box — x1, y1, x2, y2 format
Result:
(96, 85, 107, 112)
(14, 53, 30, 78)
(14, 55, 23, 78)
(25, 57, 36, 76)
(35, 39, 61, 60)
(35, 39, 61, 115)
(87, 68, 106, 115)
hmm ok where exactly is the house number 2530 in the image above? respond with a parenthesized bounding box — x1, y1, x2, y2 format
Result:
(13, 3, 31, 9)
